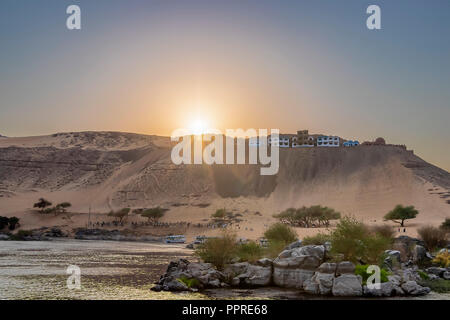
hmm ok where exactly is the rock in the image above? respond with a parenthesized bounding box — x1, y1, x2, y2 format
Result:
(155, 259, 226, 291)
(278, 250, 292, 259)
(401, 281, 431, 296)
(387, 275, 401, 286)
(273, 246, 325, 272)
(284, 240, 302, 250)
(425, 267, 446, 277)
(398, 268, 421, 283)
(412, 245, 431, 264)
(336, 261, 355, 275)
(292, 245, 325, 261)
(384, 250, 401, 269)
(256, 258, 272, 268)
(224, 262, 271, 287)
(273, 267, 315, 289)
(323, 241, 332, 252)
(393, 236, 425, 262)
(0, 234, 10, 240)
(164, 279, 189, 291)
(443, 271, 450, 280)
(151, 284, 163, 292)
(332, 274, 363, 296)
(303, 278, 319, 295)
(363, 281, 395, 297)
(427, 274, 439, 281)
(315, 272, 335, 295)
(318, 263, 337, 274)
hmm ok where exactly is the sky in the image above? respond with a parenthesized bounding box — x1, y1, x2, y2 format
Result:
(0, 0, 449, 171)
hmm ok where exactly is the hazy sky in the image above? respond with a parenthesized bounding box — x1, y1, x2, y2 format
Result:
(1, 0, 449, 171)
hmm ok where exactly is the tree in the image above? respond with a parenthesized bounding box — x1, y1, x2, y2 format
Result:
(275, 206, 341, 228)
(0, 216, 9, 229)
(384, 205, 419, 227)
(33, 198, 52, 212)
(8, 217, 20, 230)
(108, 208, 130, 223)
(140, 207, 168, 222)
(55, 202, 72, 213)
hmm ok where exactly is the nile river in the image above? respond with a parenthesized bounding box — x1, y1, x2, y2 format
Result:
(1, 239, 448, 300)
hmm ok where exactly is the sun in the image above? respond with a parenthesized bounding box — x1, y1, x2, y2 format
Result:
(188, 117, 210, 135)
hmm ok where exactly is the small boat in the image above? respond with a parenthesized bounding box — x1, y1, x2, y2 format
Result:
(164, 235, 186, 244)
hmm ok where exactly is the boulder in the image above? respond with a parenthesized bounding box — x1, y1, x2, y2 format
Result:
(401, 281, 431, 296)
(393, 236, 425, 262)
(363, 281, 395, 297)
(336, 261, 355, 275)
(397, 268, 421, 283)
(318, 262, 337, 274)
(152, 259, 227, 291)
(412, 245, 432, 264)
(284, 240, 303, 251)
(272, 245, 325, 288)
(425, 267, 446, 277)
(332, 274, 363, 296)
(256, 258, 273, 268)
(273, 268, 315, 289)
(314, 272, 335, 295)
(384, 250, 401, 269)
(303, 278, 319, 295)
(443, 271, 450, 280)
(0, 233, 10, 240)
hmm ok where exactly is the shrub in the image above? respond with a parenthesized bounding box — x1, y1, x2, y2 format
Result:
(0, 216, 9, 229)
(370, 225, 395, 240)
(265, 241, 287, 259)
(275, 206, 341, 228)
(432, 250, 450, 268)
(10, 230, 33, 240)
(330, 217, 391, 265)
(417, 225, 447, 251)
(7, 217, 20, 230)
(354, 264, 390, 285)
(194, 232, 237, 270)
(418, 270, 429, 280)
(384, 205, 418, 227)
(212, 208, 227, 219)
(140, 207, 167, 222)
(177, 276, 200, 289)
(264, 223, 298, 246)
(302, 233, 332, 245)
(236, 241, 264, 263)
(55, 202, 71, 213)
(441, 218, 450, 232)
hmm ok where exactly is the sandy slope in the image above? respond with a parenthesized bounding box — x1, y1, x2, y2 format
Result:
(0, 132, 449, 240)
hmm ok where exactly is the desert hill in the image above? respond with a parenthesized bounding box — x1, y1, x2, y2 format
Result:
(0, 131, 449, 238)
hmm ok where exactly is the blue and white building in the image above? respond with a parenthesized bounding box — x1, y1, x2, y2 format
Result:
(317, 136, 340, 147)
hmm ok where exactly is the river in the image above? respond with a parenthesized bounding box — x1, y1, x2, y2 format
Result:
(1, 239, 448, 300)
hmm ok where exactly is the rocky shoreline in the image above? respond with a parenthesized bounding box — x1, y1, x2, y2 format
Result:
(0, 227, 164, 242)
(152, 239, 450, 298)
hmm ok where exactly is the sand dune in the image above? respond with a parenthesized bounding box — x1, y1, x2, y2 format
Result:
(0, 131, 449, 240)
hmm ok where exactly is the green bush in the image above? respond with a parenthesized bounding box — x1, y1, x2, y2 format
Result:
(264, 223, 297, 246)
(418, 270, 429, 280)
(236, 241, 264, 263)
(302, 233, 332, 245)
(212, 208, 227, 219)
(417, 225, 447, 251)
(0, 216, 9, 229)
(354, 264, 390, 285)
(7, 217, 20, 230)
(265, 241, 287, 259)
(177, 276, 201, 289)
(108, 208, 131, 223)
(139, 207, 167, 222)
(275, 206, 341, 228)
(194, 232, 237, 270)
(330, 217, 391, 265)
